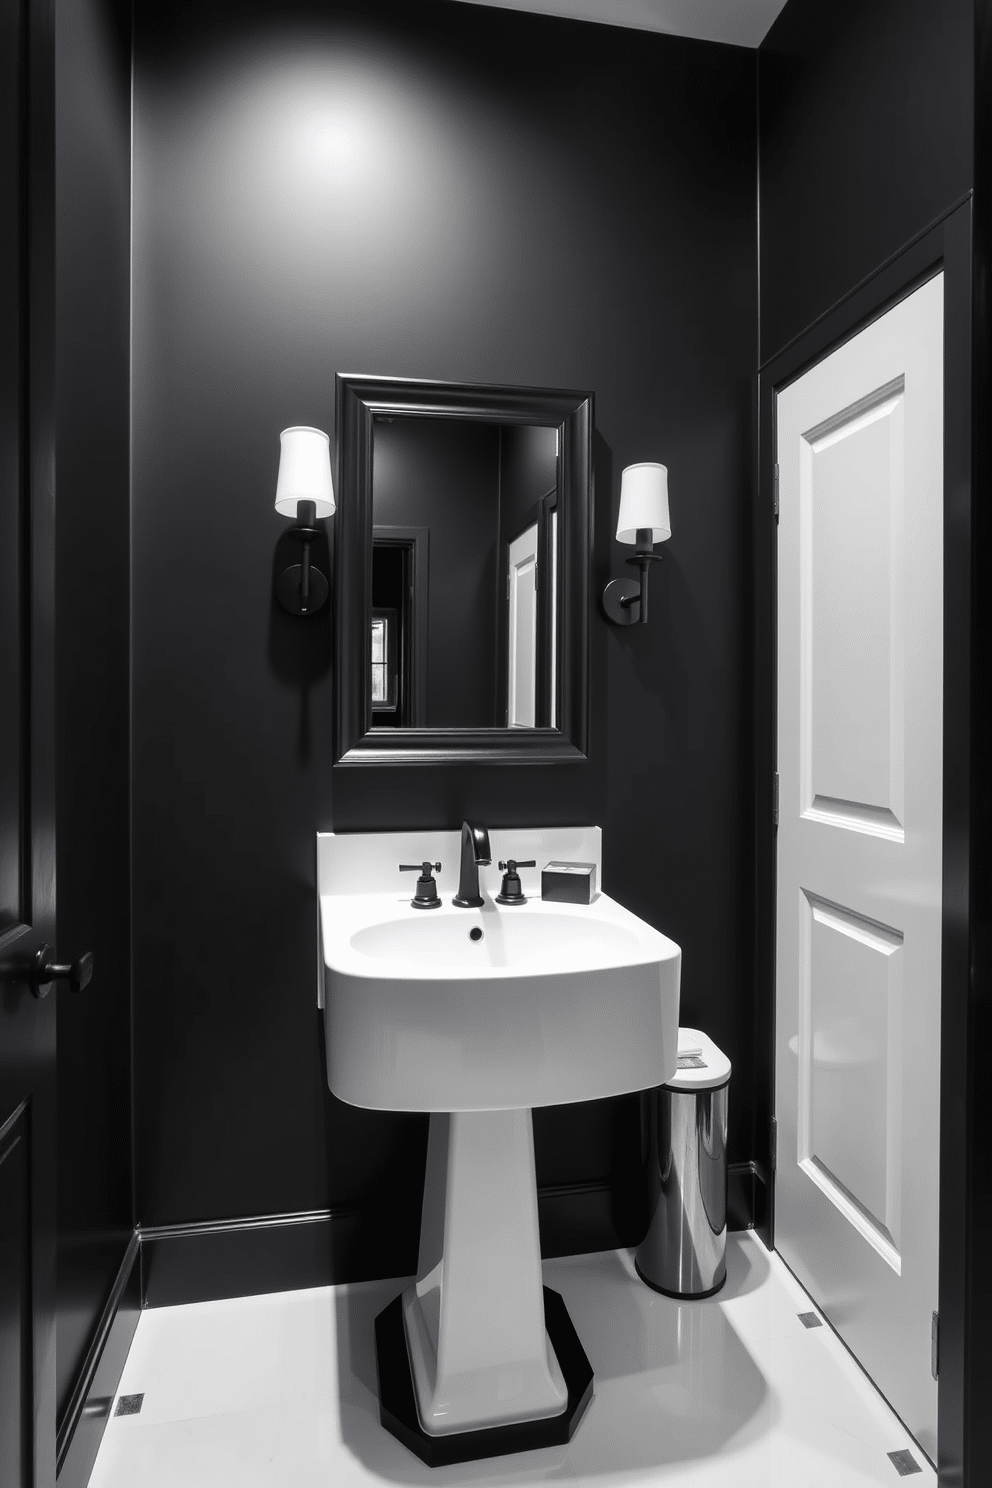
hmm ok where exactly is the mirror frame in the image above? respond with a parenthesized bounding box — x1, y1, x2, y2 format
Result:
(334, 373, 593, 766)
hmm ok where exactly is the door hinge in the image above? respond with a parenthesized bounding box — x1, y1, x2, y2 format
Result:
(773, 772, 780, 827)
(770, 1116, 778, 1172)
(773, 463, 780, 522)
(932, 1311, 939, 1381)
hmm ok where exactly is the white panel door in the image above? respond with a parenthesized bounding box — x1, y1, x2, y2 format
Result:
(775, 274, 943, 1458)
(507, 523, 538, 728)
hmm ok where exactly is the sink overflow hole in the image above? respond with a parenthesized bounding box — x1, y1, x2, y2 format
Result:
(469, 927, 484, 942)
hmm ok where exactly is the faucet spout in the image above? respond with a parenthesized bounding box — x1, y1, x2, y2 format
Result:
(453, 822, 491, 907)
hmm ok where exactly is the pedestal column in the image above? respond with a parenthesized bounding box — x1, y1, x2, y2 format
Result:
(403, 1108, 568, 1435)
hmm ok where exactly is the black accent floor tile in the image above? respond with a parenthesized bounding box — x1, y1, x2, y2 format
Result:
(888, 1448, 922, 1476)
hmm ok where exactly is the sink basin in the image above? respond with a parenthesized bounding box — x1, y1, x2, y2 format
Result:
(316, 827, 681, 1455)
(321, 894, 681, 1112)
(350, 904, 644, 971)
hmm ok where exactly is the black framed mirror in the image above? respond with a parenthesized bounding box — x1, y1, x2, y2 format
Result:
(334, 374, 592, 765)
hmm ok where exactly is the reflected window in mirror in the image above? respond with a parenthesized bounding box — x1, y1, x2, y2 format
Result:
(371, 524, 429, 728)
(371, 608, 398, 716)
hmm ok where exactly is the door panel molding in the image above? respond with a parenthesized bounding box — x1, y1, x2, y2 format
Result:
(798, 892, 904, 1272)
(799, 377, 906, 834)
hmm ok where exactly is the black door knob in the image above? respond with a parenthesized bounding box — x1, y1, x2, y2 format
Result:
(31, 945, 94, 999)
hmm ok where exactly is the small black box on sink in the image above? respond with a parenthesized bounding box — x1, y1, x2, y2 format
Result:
(541, 862, 597, 904)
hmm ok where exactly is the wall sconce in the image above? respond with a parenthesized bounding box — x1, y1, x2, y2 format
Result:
(274, 426, 335, 615)
(602, 462, 671, 625)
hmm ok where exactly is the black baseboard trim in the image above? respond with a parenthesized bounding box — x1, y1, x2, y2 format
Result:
(56, 1231, 141, 1488)
(138, 1184, 622, 1309)
(139, 1170, 764, 1312)
(139, 1205, 422, 1309)
(539, 1181, 622, 1256)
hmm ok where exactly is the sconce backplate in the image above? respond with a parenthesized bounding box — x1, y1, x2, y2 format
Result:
(602, 577, 640, 626)
(276, 563, 329, 616)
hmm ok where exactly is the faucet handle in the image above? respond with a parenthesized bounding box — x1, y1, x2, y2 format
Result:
(495, 859, 536, 906)
(399, 861, 442, 910)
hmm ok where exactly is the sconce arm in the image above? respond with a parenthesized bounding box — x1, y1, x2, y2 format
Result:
(619, 548, 664, 623)
(276, 497, 329, 616)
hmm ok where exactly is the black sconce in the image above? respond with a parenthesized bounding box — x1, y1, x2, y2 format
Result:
(602, 462, 671, 625)
(274, 426, 335, 616)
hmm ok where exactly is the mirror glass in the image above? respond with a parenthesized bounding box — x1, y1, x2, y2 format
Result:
(370, 416, 560, 730)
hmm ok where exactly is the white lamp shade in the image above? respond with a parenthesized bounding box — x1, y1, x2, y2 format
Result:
(616, 462, 670, 544)
(275, 426, 335, 518)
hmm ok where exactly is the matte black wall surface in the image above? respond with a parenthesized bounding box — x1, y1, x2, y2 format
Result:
(55, 0, 133, 1425)
(759, 0, 973, 362)
(131, 0, 756, 1250)
(499, 424, 559, 536)
(373, 416, 501, 727)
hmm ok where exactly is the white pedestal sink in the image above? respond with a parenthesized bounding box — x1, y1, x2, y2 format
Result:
(317, 828, 681, 1463)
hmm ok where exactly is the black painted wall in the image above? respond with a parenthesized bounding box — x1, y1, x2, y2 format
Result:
(54, 0, 133, 1425)
(373, 416, 501, 727)
(499, 424, 558, 536)
(130, 0, 756, 1251)
(759, 0, 973, 363)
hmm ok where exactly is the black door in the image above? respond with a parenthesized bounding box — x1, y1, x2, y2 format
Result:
(0, 0, 58, 1482)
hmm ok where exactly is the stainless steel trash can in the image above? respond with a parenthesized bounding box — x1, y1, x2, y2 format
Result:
(635, 1027, 731, 1298)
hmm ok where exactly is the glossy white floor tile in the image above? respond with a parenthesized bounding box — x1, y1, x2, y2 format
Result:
(89, 1233, 934, 1488)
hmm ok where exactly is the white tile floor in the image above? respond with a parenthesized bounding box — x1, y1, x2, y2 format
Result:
(89, 1233, 934, 1488)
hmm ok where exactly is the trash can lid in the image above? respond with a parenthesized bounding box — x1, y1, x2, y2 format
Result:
(664, 1027, 731, 1091)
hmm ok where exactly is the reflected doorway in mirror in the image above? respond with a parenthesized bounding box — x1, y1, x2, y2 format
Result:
(371, 525, 429, 727)
(507, 522, 538, 727)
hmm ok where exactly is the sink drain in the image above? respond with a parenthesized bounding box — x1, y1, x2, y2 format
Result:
(469, 927, 484, 942)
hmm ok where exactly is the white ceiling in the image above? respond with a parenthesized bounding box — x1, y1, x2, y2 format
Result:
(449, 0, 789, 49)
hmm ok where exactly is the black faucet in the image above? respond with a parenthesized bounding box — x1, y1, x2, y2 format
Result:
(453, 822, 491, 907)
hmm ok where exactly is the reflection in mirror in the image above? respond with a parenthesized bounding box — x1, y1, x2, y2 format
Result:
(370, 609, 398, 714)
(370, 417, 559, 730)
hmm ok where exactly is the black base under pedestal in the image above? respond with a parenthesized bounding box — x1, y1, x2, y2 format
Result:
(374, 1286, 594, 1467)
